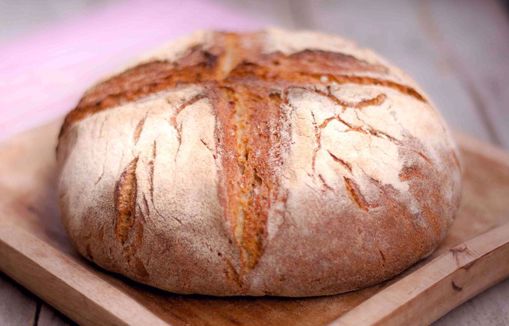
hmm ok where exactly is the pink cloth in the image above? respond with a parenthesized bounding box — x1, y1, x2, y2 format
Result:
(0, 0, 262, 140)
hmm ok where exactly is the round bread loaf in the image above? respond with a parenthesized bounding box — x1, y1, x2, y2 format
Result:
(57, 29, 462, 297)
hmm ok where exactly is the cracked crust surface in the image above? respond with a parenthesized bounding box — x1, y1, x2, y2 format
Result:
(57, 28, 462, 296)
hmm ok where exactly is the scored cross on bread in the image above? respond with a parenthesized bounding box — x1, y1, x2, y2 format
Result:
(56, 29, 462, 296)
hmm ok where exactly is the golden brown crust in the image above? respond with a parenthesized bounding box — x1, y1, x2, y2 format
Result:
(57, 29, 462, 296)
(114, 157, 139, 243)
(59, 31, 425, 138)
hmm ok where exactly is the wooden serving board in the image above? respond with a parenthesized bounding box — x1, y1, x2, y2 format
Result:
(0, 121, 508, 326)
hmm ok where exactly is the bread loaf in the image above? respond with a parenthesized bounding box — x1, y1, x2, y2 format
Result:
(57, 29, 462, 296)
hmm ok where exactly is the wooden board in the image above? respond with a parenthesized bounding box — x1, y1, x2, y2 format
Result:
(0, 120, 508, 326)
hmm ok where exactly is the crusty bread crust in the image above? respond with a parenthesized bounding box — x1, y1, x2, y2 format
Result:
(57, 29, 462, 296)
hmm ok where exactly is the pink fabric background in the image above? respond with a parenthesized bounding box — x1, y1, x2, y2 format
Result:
(0, 0, 262, 140)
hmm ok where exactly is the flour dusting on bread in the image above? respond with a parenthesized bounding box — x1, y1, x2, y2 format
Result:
(57, 29, 462, 297)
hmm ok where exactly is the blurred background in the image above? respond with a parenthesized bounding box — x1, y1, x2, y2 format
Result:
(0, 0, 508, 325)
(1, 0, 509, 147)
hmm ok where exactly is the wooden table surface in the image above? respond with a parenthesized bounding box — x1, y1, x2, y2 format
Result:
(0, 0, 508, 325)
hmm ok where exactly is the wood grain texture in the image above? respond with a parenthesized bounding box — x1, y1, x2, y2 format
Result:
(435, 278, 509, 326)
(0, 273, 37, 326)
(0, 0, 508, 324)
(334, 223, 509, 325)
(0, 120, 508, 325)
(0, 225, 167, 326)
(297, 2, 509, 322)
(38, 304, 75, 326)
